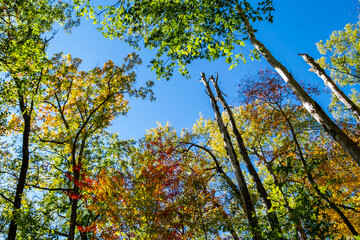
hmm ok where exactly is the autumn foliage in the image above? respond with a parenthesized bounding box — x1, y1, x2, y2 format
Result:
(237, 68, 360, 238)
(1, 1, 360, 239)
(78, 130, 226, 239)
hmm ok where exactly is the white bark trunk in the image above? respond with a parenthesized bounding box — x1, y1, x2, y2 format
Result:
(200, 73, 261, 240)
(236, 6, 360, 167)
(300, 53, 360, 122)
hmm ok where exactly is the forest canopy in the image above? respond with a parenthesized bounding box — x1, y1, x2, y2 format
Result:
(0, 0, 359, 239)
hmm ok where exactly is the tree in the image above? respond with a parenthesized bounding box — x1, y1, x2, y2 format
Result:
(317, 20, 360, 86)
(0, 1, 76, 238)
(80, 125, 234, 239)
(190, 68, 360, 238)
(29, 52, 153, 239)
(77, 0, 360, 167)
(237, 68, 360, 238)
(316, 19, 360, 122)
(200, 73, 289, 239)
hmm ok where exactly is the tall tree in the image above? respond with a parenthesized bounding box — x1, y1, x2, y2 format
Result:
(316, 19, 360, 122)
(80, 124, 235, 239)
(238, 67, 360, 237)
(0, 1, 76, 238)
(200, 73, 261, 239)
(31, 53, 153, 239)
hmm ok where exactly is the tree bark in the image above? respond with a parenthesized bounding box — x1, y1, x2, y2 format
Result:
(236, 6, 360, 167)
(209, 75, 284, 239)
(299, 53, 360, 122)
(68, 172, 79, 240)
(201, 73, 261, 240)
(7, 96, 31, 240)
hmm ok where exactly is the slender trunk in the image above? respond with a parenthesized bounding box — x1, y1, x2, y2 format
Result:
(282, 108, 359, 236)
(68, 198, 78, 240)
(8, 99, 31, 240)
(300, 53, 360, 122)
(68, 134, 87, 240)
(68, 170, 80, 240)
(80, 232, 88, 240)
(236, 6, 360, 167)
(210, 75, 284, 238)
(201, 73, 261, 240)
(186, 142, 246, 209)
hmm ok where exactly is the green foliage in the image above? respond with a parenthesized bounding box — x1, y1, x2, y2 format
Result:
(0, 1, 78, 238)
(0, 0, 78, 73)
(1, 0, 359, 239)
(76, 0, 274, 79)
(317, 21, 360, 86)
(317, 19, 360, 123)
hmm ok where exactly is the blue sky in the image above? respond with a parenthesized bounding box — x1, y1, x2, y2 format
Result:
(47, 0, 359, 140)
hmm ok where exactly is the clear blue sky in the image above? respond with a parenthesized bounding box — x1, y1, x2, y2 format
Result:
(47, 0, 360, 140)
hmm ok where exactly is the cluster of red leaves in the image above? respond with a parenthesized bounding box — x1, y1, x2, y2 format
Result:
(139, 137, 221, 238)
(238, 67, 321, 105)
(77, 134, 221, 239)
(77, 224, 97, 233)
(64, 163, 96, 200)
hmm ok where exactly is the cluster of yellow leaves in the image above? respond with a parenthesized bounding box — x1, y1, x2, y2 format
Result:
(34, 53, 142, 152)
(312, 139, 360, 237)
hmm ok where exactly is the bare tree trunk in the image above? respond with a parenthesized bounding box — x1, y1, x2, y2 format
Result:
(209, 75, 284, 238)
(236, 6, 360, 167)
(300, 53, 360, 122)
(201, 73, 262, 240)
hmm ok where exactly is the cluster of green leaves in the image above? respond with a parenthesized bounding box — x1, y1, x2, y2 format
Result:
(317, 19, 360, 122)
(317, 21, 360, 86)
(75, 0, 273, 79)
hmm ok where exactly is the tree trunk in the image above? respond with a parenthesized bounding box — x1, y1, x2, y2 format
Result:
(7, 101, 31, 240)
(236, 6, 360, 167)
(68, 133, 87, 239)
(300, 53, 360, 122)
(201, 73, 261, 240)
(209, 75, 284, 238)
(80, 231, 88, 240)
(68, 178, 79, 240)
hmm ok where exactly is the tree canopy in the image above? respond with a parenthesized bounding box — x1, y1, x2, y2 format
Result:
(0, 0, 359, 239)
